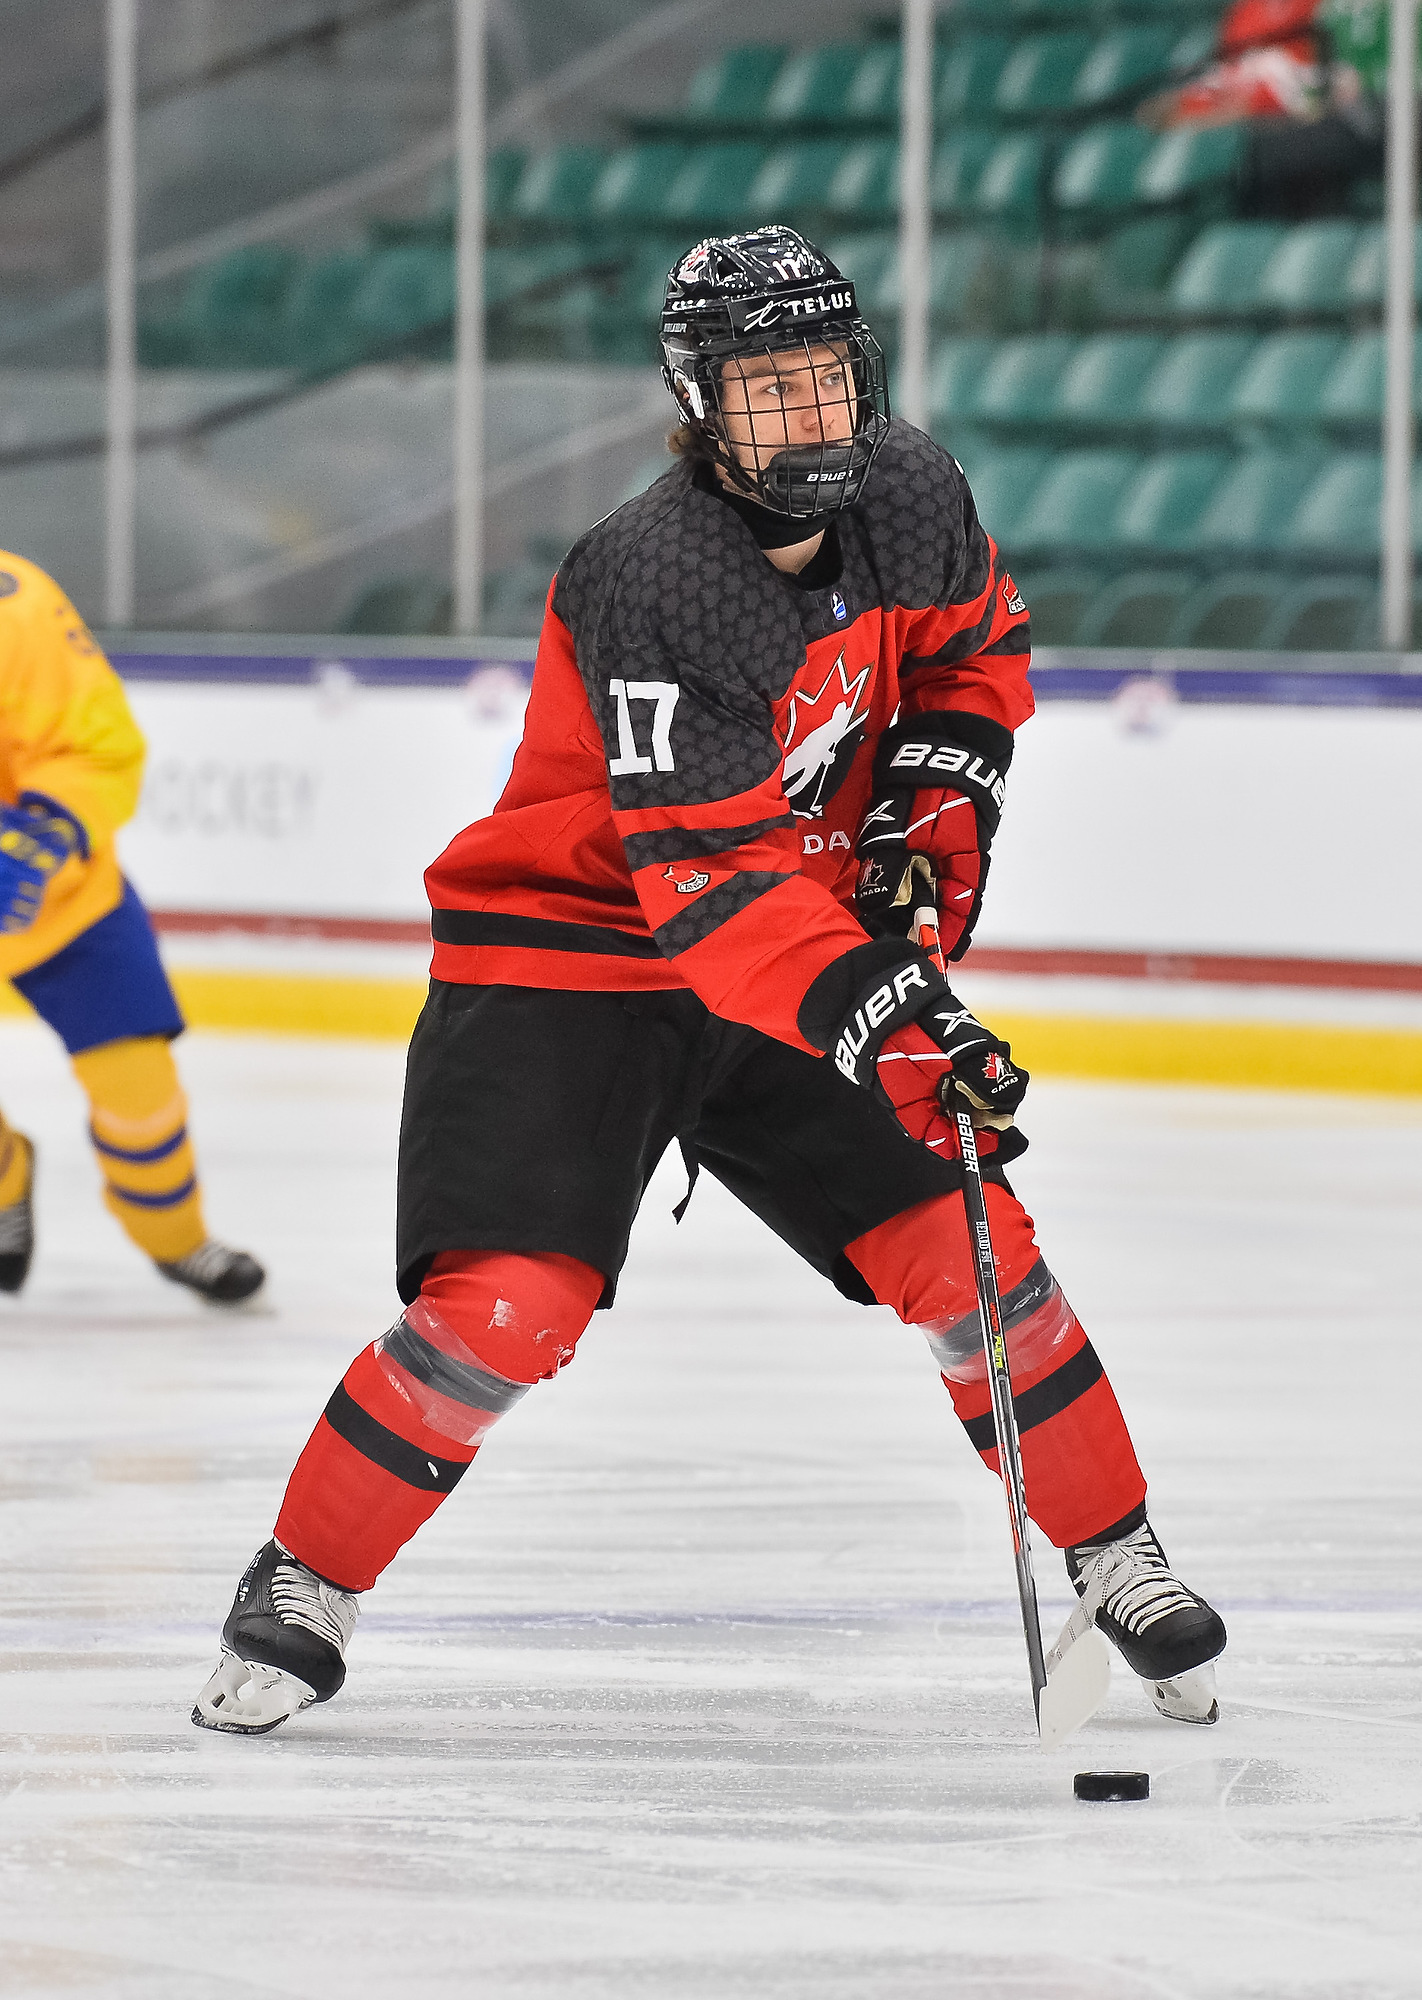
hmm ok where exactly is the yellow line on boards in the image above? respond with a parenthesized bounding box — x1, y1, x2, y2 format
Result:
(989, 1013, 1422, 1096)
(169, 971, 429, 1040)
(2, 975, 1420, 1094)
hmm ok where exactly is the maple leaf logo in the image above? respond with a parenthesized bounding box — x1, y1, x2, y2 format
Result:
(780, 652, 873, 819)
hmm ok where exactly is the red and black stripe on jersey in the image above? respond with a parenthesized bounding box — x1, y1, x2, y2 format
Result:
(427, 419, 1033, 1056)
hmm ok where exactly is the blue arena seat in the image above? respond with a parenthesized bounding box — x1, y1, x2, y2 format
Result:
(1076, 569, 1199, 645)
(1052, 122, 1156, 220)
(1166, 222, 1290, 319)
(1229, 332, 1348, 428)
(1140, 332, 1259, 432)
(1011, 567, 1101, 643)
(589, 145, 693, 226)
(1280, 453, 1383, 559)
(509, 146, 606, 228)
(660, 143, 769, 227)
(1171, 571, 1287, 648)
(973, 334, 1080, 426)
(951, 443, 1056, 546)
(993, 32, 1096, 119)
(682, 45, 789, 127)
(748, 140, 854, 217)
(937, 34, 1014, 124)
(1052, 333, 1170, 429)
(930, 335, 1000, 432)
(1189, 448, 1327, 555)
(1010, 449, 1145, 555)
(1071, 25, 1178, 113)
(932, 129, 1001, 217)
(1114, 450, 1232, 551)
(966, 132, 1049, 234)
(762, 44, 867, 126)
(1136, 123, 1248, 208)
(824, 140, 899, 222)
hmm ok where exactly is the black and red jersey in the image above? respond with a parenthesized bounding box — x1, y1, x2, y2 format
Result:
(427, 419, 1033, 1055)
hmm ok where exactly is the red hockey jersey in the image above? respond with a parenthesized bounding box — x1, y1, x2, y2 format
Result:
(427, 420, 1033, 1056)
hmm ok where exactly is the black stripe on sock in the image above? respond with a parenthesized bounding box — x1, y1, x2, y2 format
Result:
(961, 1341, 1105, 1455)
(322, 1381, 471, 1492)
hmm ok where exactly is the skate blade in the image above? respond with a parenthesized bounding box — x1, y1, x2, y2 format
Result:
(1146, 1661, 1219, 1725)
(1038, 1625, 1113, 1751)
(191, 1649, 317, 1734)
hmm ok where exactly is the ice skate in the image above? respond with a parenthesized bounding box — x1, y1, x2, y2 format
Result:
(158, 1238, 266, 1305)
(192, 1540, 359, 1735)
(1066, 1519, 1226, 1724)
(0, 1134, 35, 1294)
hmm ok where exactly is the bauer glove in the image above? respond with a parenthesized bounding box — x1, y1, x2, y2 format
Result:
(0, 794, 83, 933)
(813, 944, 1028, 1151)
(854, 712, 1013, 961)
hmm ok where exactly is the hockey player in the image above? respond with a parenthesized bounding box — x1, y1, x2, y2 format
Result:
(0, 552, 264, 1304)
(193, 227, 1225, 1735)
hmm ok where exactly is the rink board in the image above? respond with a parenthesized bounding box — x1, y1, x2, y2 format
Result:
(7, 642, 1420, 1087)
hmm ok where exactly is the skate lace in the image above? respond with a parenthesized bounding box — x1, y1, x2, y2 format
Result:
(170, 1239, 239, 1284)
(270, 1552, 360, 1656)
(1082, 1526, 1198, 1636)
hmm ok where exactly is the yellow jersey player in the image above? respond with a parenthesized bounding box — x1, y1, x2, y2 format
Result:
(0, 552, 264, 1304)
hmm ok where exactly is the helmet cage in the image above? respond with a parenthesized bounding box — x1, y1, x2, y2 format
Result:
(661, 252, 891, 519)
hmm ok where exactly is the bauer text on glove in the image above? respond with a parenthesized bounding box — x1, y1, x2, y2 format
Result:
(797, 940, 1028, 1125)
(854, 711, 1012, 961)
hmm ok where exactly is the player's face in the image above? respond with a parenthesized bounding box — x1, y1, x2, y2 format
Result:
(718, 343, 856, 478)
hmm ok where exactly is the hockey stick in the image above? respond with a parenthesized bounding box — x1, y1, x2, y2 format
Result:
(946, 1078, 1049, 1728)
(912, 877, 1111, 1749)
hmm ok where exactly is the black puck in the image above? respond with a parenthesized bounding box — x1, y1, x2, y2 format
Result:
(1074, 1770, 1149, 1802)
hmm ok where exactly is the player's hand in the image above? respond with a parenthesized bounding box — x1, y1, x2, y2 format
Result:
(872, 1007, 1027, 1163)
(827, 948, 1027, 1148)
(0, 797, 81, 933)
(911, 994, 1028, 1127)
(853, 714, 1012, 961)
(855, 782, 983, 956)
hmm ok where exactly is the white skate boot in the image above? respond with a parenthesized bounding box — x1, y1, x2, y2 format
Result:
(1066, 1518, 1226, 1724)
(193, 1541, 359, 1734)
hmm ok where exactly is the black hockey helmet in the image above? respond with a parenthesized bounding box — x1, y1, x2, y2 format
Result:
(659, 224, 890, 519)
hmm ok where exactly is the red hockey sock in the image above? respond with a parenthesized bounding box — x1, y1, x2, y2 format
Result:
(275, 1250, 603, 1590)
(846, 1186, 1146, 1549)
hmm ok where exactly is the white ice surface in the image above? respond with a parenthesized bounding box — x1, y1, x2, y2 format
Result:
(1, 1021, 1420, 1999)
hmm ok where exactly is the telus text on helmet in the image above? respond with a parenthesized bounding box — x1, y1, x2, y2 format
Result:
(733, 289, 855, 333)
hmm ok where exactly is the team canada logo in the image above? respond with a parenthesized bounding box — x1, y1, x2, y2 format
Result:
(675, 244, 714, 284)
(780, 651, 873, 819)
(663, 862, 711, 895)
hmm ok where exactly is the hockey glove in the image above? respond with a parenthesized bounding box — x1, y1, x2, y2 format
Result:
(854, 712, 1013, 961)
(0, 794, 82, 933)
(814, 944, 1028, 1151)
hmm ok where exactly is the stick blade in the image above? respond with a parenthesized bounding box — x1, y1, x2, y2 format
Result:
(1038, 1625, 1112, 1752)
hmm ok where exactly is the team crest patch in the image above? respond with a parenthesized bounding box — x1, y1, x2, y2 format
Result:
(675, 244, 713, 285)
(663, 862, 710, 895)
(1002, 575, 1025, 616)
(780, 651, 873, 820)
